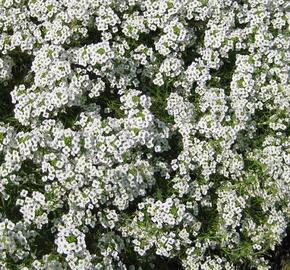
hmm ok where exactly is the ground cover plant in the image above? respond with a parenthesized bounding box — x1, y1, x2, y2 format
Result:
(0, 0, 289, 269)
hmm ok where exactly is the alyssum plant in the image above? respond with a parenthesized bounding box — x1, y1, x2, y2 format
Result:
(0, 0, 289, 269)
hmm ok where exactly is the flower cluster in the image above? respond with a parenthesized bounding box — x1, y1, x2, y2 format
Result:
(0, 0, 289, 269)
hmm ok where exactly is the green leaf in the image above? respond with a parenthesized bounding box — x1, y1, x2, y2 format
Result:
(35, 208, 44, 216)
(47, 4, 53, 11)
(18, 136, 29, 143)
(0, 132, 4, 143)
(167, 1, 174, 9)
(64, 136, 72, 146)
(173, 26, 180, 35)
(66, 235, 77, 243)
(97, 48, 105, 55)
(237, 78, 244, 88)
(132, 96, 140, 103)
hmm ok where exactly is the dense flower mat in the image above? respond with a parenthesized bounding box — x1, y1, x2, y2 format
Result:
(0, 0, 289, 269)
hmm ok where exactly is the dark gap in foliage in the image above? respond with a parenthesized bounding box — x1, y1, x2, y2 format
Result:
(57, 106, 83, 129)
(188, 84, 206, 123)
(253, 107, 288, 139)
(244, 197, 268, 226)
(31, 204, 69, 259)
(197, 203, 219, 238)
(9, 49, 33, 83)
(209, 173, 229, 192)
(0, 196, 22, 223)
(1, 160, 45, 222)
(118, 134, 182, 236)
(235, 129, 253, 154)
(0, 186, 22, 223)
(120, 239, 142, 268)
(63, 18, 102, 49)
(121, 21, 161, 49)
(30, 16, 41, 25)
(146, 132, 183, 201)
(1, 160, 44, 223)
(0, 49, 33, 124)
(207, 49, 250, 134)
(208, 50, 244, 94)
(19, 159, 43, 183)
(140, 77, 175, 123)
(154, 256, 183, 270)
(33, 222, 56, 259)
(119, 235, 158, 269)
(148, 172, 172, 201)
(243, 159, 267, 174)
(182, 20, 207, 67)
(1, 254, 21, 269)
(94, 88, 124, 119)
(138, 30, 161, 48)
(85, 223, 108, 255)
(235, 107, 287, 156)
(0, 80, 14, 122)
(160, 131, 183, 162)
(187, 82, 198, 102)
(70, 64, 126, 120)
(124, 132, 183, 215)
(271, 227, 290, 270)
(0, 152, 4, 167)
(208, 49, 248, 92)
